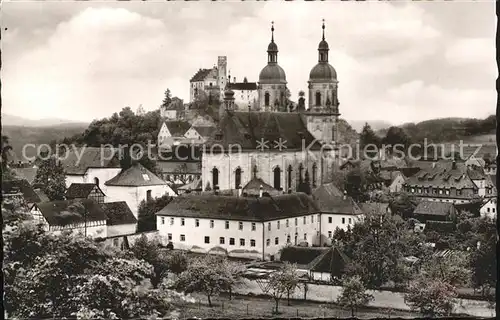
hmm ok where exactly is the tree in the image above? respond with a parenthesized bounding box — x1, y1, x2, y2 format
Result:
(175, 254, 228, 307)
(34, 156, 66, 201)
(469, 218, 496, 298)
(1, 135, 15, 179)
(130, 235, 170, 288)
(220, 259, 245, 300)
(405, 276, 457, 317)
(388, 192, 418, 219)
(382, 126, 412, 153)
(161, 89, 172, 109)
(137, 195, 173, 232)
(267, 262, 299, 313)
(165, 250, 188, 277)
(344, 168, 367, 202)
(420, 253, 470, 288)
(337, 275, 374, 317)
(359, 123, 382, 151)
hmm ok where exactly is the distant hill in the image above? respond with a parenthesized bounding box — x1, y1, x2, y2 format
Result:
(2, 113, 89, 127)
(377, 115, 496, 144)
(348, 120, 393, 133)
(2, 124, 88, 162)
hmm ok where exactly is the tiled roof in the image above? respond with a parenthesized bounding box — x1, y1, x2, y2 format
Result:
(414, 201, 455, 216)
(34, 189, 50, 203)
(312, 183, 343, 199)
(192, 126, 217, 138)
(177, 177, 203, 191)
(227, 82, 258, 91)
(488, 174, 496, 188)
(60, 147, 121, 175)
(312, 192, 363, 215)
(405, 160, 477, 189)
(2, 179, 42, 204)
(242, 177, 277, 194)
(279, 246, 328, 268)
(310, 246, 350, 276)
(164, 120, 192, 137)
(156, 192, 320, 222)
(190, 68, 212, 82)
(207, 111, 322, 151)
(13, 167, 38, 184)
(100, 201, 137, 226)
(66, 183, 104, 199)
(467, 167, 486, 180)
(35, 199, 108, 226)
(360, 202, 389, 215)
(105, 163, 167, 187)
(157, 161, 201, 174)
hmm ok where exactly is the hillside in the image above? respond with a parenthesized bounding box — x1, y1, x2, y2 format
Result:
(348, 120, 393, 133)
(2, 124, 88, 161)
(2, 113, 89, 127)
(376, 115, 496, 144)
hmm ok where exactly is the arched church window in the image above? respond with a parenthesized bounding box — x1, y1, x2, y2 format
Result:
(94, 177, 99, 187)
(265, 92, 270, 106)
(194, 88, 198, 96)
(298, 163, 304, 184)
(312, 163, 317, 188)
(212, 167, 219, 190)
(287, 165, 293, 191)
(315, 92, 321, 107)
(235, 167, 242, 190)
(273, 166, 281, 190)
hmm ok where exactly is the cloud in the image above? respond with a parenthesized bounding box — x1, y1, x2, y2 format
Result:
(444, 38, 496, 66)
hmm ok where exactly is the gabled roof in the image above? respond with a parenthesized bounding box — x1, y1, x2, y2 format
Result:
(164, 120, 192, 137)
(227, 82, 258, 91)
(414, 201, 455, 216)
(156, 193, 320, 222)
(312, 183, 343, 199)
(105, 163, 167, 187)
(488, 174, 497, 188)
(66, 183, 104, 199)
(2, 179, 42, 204)
(242, 177, 277, 194)
(192, 126, 218, 138)
(207, 111, 322, 151)
(35, 199, 107, 225)
(99, 201, 137, 226)
(60, 147, 121, 175)
(312, 193, 363, 215)
(467, 166, 486, 180)
(310, 246, 350, 277)
(279, 246, 328, 268)
(34, 189, 50, 203)
(190, 68, 212, 82)
(405, 160, 477, 190)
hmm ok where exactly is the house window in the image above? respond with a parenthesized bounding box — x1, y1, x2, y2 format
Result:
(304, 233, 307, 240)
(195, 219, 200, 227)
(312, 163, 317, 187)
(303, 217, 306, 224)
(287, 235, 291, 243)
(212, 167, 219, 190)
(225, 221, 229, 229)
(113, 238, 119, 247)
(277, 221, 280, 229)
(220, 237, 225, 244)
(204, 236, 210, 244)
(286, 219, 289, 227)
(493, 208, 496, 213)
(146, 190, 152, 202)
(457, 189, 462, 196)
(328, 217, 332, 223)
(342, 217, 345, 224)
(167, 233, 172, 241)
(210, 220, 214, 228)
(265, 92, 270, 106)
(266, 239, 270, 246)
(181, 218, 185, 226)
(295, 218, 298, 226)
(239, 222, 243, 230)
(251, 222, 256, 231)
(240, 238, 245, 246)
(250, 239, 256, 247)
(180, 234, 185, 241)
(268, 223, 271, 231)
(474, 189, 478, 194)
(229, 238, 235, 245)
(170, 218, 174, 225)
(235, 167, 242, 189)
(311, 215, 314, 223)
(328, 231, 332, 238)
(273, 166, 281, 190)
(411, 188, 415, 193)
(487, 208, 490, 213)
(439, 189, 443, 195)
(287, 165, 293, 191)
(275, 237, 279, 245)
(315, 91, 321, 106)
(161, 217, 165, 225)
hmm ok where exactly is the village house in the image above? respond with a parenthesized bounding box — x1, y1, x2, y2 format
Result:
(360, 202, 391, 215)
(479, 198, 497, 219)
(183, 125, 218, 144)
(226, 77, 259, 109)
(104, 163, 177, 218)
(2, 179, 48, 209)
(189, 56, 227, 103)
(60, 147, 122, 195)
(157, 120, 192, 147)
(413, 201, 456, 223)
(155, 193, 321, 261)
(380, 170, 406, 193)
(66, 183, 106, 203)
(100, 201, 138, 237)
(160, 97, 185, 120)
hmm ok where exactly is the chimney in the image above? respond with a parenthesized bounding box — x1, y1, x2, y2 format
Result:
(238, 185, 242, 197)
(259, 185, 263, 198)
(452, 160, 457, 170)
(343, 190, 347, 200)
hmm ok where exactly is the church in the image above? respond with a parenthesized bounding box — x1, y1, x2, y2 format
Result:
(201, 21, 341, 192)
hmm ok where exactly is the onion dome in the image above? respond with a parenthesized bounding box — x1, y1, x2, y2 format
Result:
(259, 65, 287, 84)
(309, 63, 337, 81)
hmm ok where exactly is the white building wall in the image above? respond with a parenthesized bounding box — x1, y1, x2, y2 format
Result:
(480, 198, 497, 219)
(234, 90, 258, 109)
(389, 174, 406, 193)
(320, 213, 362, 244)
(107, 223, 137, 237)
(105, 185, 176, 219)
(84, 168, 122, 196)
(161, 110, 177, 120)
(184, 127, 206, 143)
(257, 83, 287, 111)
(472, 179, 486, 197)
(157, 122, 172, 146)
(202, 150, 325, 191)
(49, 221, 107, 238)
(65, 175, 85, 188)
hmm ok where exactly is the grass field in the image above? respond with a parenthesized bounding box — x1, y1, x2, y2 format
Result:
(178, 293, 418, 319)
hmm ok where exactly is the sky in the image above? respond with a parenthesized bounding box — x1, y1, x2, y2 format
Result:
(1, 1, 497, 125)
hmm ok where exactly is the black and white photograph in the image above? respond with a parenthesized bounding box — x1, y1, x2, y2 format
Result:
(1, 0, 497, 319)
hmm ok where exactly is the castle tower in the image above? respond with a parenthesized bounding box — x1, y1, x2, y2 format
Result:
(217, 56, 228, 99)
(305, 20, 340, 143)
(257, 22, 288, 112)
(219, 88, 235, 119)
